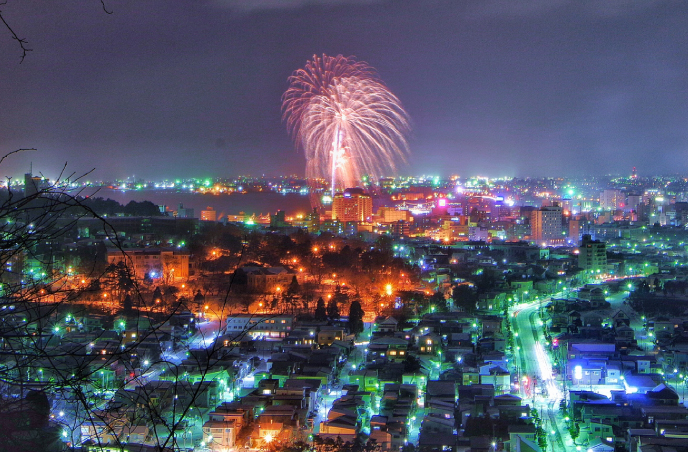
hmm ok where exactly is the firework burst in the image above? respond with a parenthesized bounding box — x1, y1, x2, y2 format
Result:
(282, 54, 410, 197)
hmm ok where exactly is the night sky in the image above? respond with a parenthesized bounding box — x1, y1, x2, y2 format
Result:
(1, 0, 686, 181)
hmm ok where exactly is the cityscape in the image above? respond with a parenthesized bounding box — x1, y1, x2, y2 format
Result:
(2, 2, 688, 452)
(5, 169, 688, 452)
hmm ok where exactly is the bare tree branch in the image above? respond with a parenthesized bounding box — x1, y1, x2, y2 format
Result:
(0, 8, 31, 63)
(1, 1, 113, 63)
(0, 148, 36, 167)
(100, 0, 113, 15)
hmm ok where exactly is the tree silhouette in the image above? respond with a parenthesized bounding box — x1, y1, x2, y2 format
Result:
(326, 297, 340, 321)
(348, 299, 365, 336)
(314, 297, 327, 322)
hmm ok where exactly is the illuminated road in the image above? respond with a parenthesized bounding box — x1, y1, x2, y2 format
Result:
(511, 300, 567, 451)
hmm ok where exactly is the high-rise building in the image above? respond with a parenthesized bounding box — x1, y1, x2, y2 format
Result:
(332, 188, 372, 222)
(176, 203, 195, 219)
(270, 210, 288, 228)
(391, 220, 410, 238)
(578, 234, 607, 275)
(600, 189, 624, 211)
(201, 206, 217, 222)
(24, 172, 49, 197)
(530, 204, 563, 245)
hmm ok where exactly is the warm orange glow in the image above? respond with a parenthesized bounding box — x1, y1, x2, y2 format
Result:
(204, 305, 209, 310)
(385, 284, 393, 296)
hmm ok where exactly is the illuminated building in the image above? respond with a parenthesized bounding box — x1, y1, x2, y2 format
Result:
(107, 249, 190, 281)
(568, 217, 592, 244)
(243, 266, 297, 293)
(332, 188, 372, 222)
(224, 314, 294, 338)
(578, 234, 607, 274)
(529, 204, 563, 245)
(376, 206, 412, 223)
(391, 220, 410, 238)
(201, 206, 217, 222)
(202, 405, 247, 452)
(600, 189, 624, 211)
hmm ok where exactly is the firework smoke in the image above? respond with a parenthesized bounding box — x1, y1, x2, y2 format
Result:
(282, 54, 410, 198)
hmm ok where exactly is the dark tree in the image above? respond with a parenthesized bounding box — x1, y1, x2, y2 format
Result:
(332, 284, 349, 306)
(327, 297, 340, 321)
(403, 355, 422, 373)
(314, 297, 327, 321)
(152, 286, 163, 304)
(123, 293, 133, 314)
(452, 284, 478, 313)
(348, 299, 365, 336)
(287, 275, 300, 297)
(429, 291, 448, 312)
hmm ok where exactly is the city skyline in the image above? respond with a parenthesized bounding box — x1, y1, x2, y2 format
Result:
(1, 1, 687, 181)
